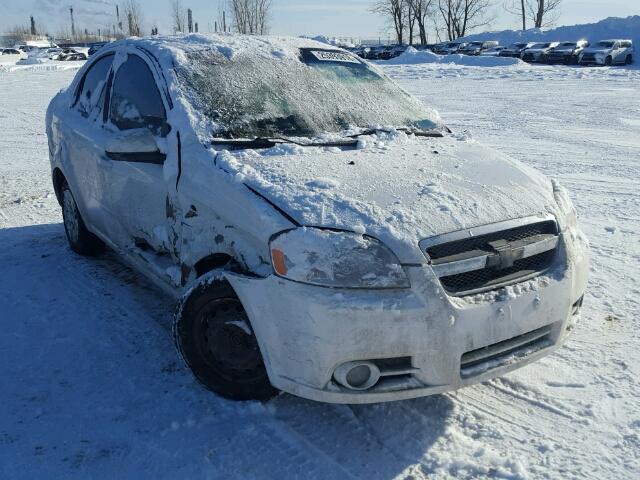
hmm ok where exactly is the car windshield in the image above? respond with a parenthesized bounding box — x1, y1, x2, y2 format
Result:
(560, 43, 576, 47)
(531, 43, 550, 49)
(597, 41, 615, 48)
(177, 48, 439, 138)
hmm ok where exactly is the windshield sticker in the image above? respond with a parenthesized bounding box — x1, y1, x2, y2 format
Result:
(308, 50, 361, 64)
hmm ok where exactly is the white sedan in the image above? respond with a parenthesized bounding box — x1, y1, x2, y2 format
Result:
(46, 35, 589, 403)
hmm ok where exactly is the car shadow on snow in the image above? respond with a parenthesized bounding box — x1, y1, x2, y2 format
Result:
(0, 223, 453, 479)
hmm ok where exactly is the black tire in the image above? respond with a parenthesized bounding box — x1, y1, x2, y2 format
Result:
(626, 55, 633, 65)
(174, 281, 278, 401)
(605, 56, 612, 66)
(61, 182, 104, 256)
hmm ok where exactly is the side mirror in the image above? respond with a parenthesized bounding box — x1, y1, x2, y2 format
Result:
(106, 128, 159, 154)
(105, 128, 166, 165)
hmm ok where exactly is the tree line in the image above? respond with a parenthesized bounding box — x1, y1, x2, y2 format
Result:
(371, 0, 563, 44)
(5, 0, 272, 43)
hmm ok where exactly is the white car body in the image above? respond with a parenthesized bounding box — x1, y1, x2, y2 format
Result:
(579, 39, 634, 65)
(479, 46, 505, 57)
(46, 35, 589, 404)
(0, 48, 28, 64)
(521, 42, 560, 62)
(460, 41, 499, 56)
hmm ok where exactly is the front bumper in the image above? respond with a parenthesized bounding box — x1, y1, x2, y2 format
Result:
(227, 229, 589, 404)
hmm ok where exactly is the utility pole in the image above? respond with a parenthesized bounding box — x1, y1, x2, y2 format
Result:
(116, 5, 122, 32)
(188, 9, 193, 33)
(70, 6, 76, 38)
(30, 16, 36, 35)
(195, 22, 198, 33)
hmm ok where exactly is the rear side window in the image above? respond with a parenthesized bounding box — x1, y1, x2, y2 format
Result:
(109, 55, 166, 134)
(76, 54, 113, 117)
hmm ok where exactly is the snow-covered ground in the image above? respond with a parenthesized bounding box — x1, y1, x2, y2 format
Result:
(1, 61, 639, 479)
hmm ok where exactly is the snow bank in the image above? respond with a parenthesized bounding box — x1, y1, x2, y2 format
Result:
(384, 47, 523, 67)
(459, 16, 640, 48)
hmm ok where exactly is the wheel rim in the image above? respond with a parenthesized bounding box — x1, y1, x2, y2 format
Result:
(62, 190, 80, 244)
(194, 298, 266, 383)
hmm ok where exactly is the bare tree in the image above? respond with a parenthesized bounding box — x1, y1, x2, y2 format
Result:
(170, 0, 187, 33)
(504, 0, 526, 30)
(526, 0, 561, 28)
(437, 0, 495, 40)
(228, 0, 272, 35)
(121, 0, 143, 36)
(371, 0, 409, 44)
(410, 0, 436, 45)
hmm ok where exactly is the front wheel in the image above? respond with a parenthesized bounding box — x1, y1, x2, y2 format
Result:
(626, 55, 633, 65)
(61, 182, 104, 255)
(605, 56, 612, 66)
(174, 281, 278, 401)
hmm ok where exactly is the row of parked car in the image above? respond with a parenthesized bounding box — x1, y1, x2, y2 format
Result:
(349, 38, 635, 66)
(0, 42, 111, 64)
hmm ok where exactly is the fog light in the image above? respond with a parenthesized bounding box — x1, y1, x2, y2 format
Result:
(333, 361, 380, 390)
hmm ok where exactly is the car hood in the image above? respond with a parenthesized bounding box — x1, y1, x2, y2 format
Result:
(215, 135, 558, 263)
(582, 47, 611, 54)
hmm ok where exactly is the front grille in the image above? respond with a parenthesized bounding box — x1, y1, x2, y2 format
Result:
(427, 221, 557, 260)
(522, 53, 535, 61)
(460, 324, 554, 378)
(581, 53, 596, 62)
(440, 249, 555, 293)
(425, 219, 559, 296)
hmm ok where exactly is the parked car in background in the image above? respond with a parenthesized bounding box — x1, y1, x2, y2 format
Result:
(46, 35, 588, 404)
(499, 42, 534, 58)
(521, 42, 560, 62)
(88, 42, 108, 56)
(53, 48, 88, 61)
(1, 48, 28, 60)
(543, 40, 589, 64)
(579, 39, 634, 66)
(460, 41, 499, 56)
(479, 46, 505, 57)
(434, 42, 466, 55)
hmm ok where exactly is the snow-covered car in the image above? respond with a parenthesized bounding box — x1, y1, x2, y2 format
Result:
(543, 40, 590, 64)
(579, 39, 634, 66)
(521, 42, 560, 62)
(53, 48, 88, 61)
(433, 42, 466, 55)
(46, 35, 589, 404)
(459, 41, 499, 56)
(499, 42, 534, 57)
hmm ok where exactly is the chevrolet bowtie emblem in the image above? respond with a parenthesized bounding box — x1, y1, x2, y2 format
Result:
(488, 239, 520, 269)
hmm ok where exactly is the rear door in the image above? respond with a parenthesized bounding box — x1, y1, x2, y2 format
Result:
(99, 52, 171, 253)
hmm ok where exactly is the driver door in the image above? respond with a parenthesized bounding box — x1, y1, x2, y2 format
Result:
(98, 53, 171, 253)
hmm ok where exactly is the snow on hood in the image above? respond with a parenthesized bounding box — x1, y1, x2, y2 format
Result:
(216, 132, 558, 263)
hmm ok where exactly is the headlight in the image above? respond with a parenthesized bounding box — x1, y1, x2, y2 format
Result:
(552, 180, 578, 230)
(269, 228, 410, 289)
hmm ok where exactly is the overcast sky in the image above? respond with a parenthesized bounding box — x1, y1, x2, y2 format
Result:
(0, 0, 637, 40)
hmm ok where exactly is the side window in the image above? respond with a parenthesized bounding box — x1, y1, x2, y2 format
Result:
(109, 55, 167, 135)
(76, 54, 113, 118)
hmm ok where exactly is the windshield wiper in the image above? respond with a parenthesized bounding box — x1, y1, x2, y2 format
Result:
(211, 137, 359, 151)
(348, 127, 446, 138)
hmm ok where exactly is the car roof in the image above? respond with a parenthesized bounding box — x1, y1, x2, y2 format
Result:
(97, 34, 343, 71)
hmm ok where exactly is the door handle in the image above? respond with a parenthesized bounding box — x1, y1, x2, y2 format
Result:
(105, 150, 166, 165)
